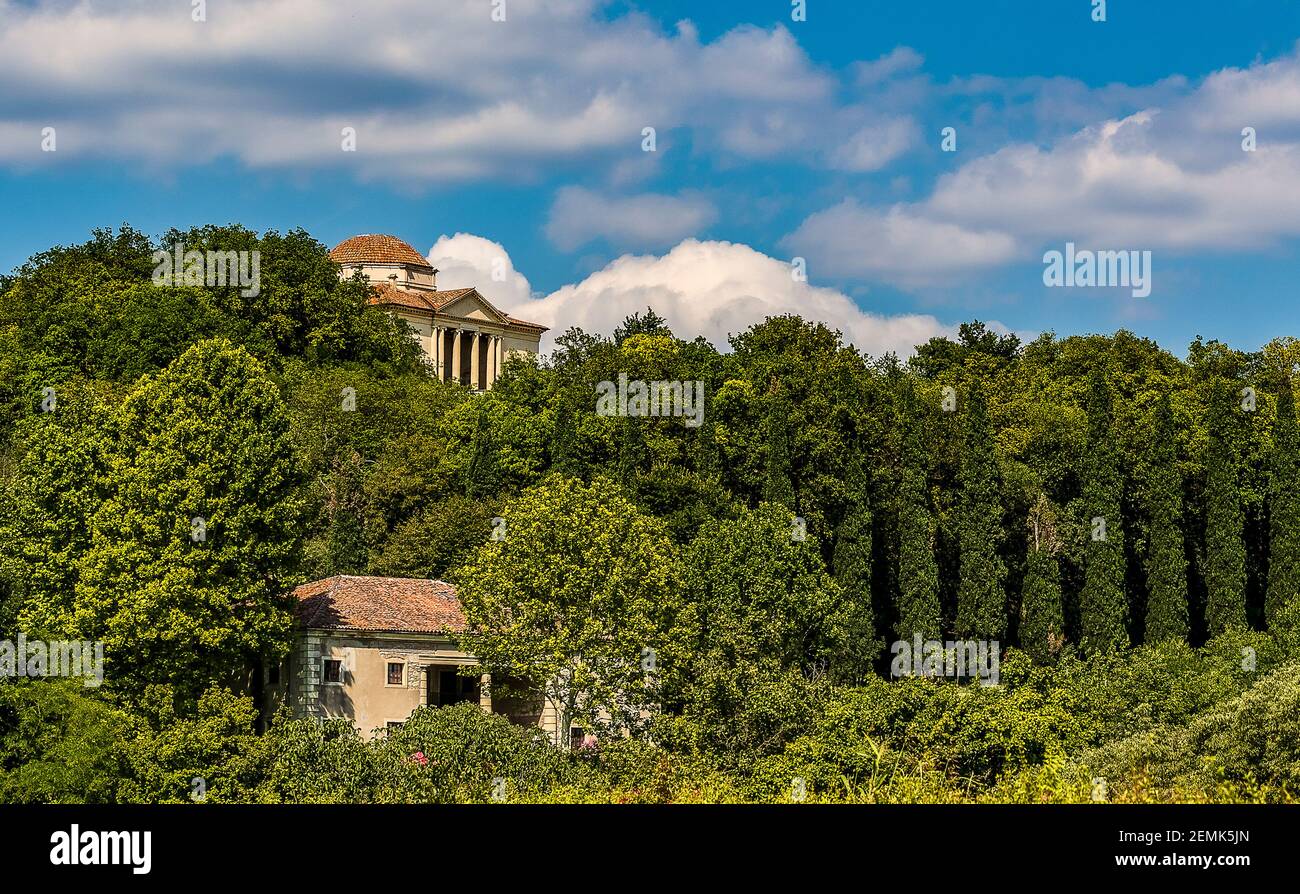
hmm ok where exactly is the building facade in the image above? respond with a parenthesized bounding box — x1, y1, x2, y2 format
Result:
(329, 234, 546, 390)
(275, 575, 562, 742)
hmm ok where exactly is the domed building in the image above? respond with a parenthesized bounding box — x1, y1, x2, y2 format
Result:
(330, 234, 546, 390)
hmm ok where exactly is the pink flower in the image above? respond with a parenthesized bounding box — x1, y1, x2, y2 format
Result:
(410, 751, 428, 766)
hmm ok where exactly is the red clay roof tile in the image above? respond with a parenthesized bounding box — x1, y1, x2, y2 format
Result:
(330, 235, 434, 270)
(293, 575, 466, 635)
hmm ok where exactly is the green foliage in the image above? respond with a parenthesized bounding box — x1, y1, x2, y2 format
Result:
(374, 494, 498, 580)
(955, 380, 1006, 640)
(669, 503, 874, 757)
(1079, 369, 1128, 652)
(895, 386, 941, 641)
(1020, 496, 1064, 663)
(24, 339, 305, 701)
(1144, 394, 1190, 642)
(1266, 382, 1300, 638)
(454, 476, 681, 741)
(117, 685, 265, 803)
(0, 680, 135, 804)
(383, 702, 573, 801)
(1204, 387, 1248, 635)
(4, 226, 1300, 805)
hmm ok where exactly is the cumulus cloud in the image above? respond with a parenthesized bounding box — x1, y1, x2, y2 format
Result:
(502, 238, 959, 357)
(783, 200, 1020, 286)
(545, 187, 718, 251)
(788, 45, 1300, 286)
(426, 233, 535, 309)
(0, 0, 913, 182)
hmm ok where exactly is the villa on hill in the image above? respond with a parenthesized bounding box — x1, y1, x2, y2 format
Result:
(329, 235, 546, 390)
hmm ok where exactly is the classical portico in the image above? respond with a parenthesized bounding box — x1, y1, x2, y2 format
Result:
(329, 234, 546, 390)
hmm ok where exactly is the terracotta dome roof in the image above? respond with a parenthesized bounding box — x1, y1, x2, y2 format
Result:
(330, 234, 433, 270)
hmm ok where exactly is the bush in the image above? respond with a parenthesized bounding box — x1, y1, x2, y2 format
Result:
(381, 702, 573, 802)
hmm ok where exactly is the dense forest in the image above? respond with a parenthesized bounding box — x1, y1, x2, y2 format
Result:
(0, 226, 1296, 803)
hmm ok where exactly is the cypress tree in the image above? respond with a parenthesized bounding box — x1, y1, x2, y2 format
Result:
(1144, 393, 1189, 642)
(955, 379, 1006, 640)
(763, 393, 796, 509)
(551, 400, 581, 478)
(832, 476, 877, 674)
(1266, 381, 1300, 637)
(1204, 387, 1248, 635)
(463, 405, 502, 499)
(1079, 368, 1128, 653)
(1020, 493, 1064, 663)
(896, 384, 941, 641)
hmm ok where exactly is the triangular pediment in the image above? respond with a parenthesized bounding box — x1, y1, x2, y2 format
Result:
(436, 288, 511, 325)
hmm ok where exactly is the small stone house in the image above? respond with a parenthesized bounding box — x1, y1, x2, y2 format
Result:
(269, 575, 563, 742)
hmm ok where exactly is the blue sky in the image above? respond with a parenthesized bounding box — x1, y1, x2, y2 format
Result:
(2, 0, 1299, 356)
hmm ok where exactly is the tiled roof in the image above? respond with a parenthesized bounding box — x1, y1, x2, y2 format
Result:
(369, 284, 548, 331)
(293, 575, 466, 635)
(330, 235, 434, 270)
(366, 283, 476, 312)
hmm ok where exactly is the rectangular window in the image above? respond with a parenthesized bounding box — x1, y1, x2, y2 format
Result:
(323, 658, 343, 684)
(387, 662, 404, 686)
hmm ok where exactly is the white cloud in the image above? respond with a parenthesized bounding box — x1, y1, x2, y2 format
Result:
(426, 233, 535, 310)
(828, 117, 921, 173)
(851, 47, 924, 87)
(787, 46, 1300, 286)
(783, 199, 1020, 286)
(545, 187, 718, 251)
(504, 238, 961, 357)
(0, 0, 909, 181)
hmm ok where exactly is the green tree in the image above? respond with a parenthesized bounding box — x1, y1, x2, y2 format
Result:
(375, 494, 498, 580)
(1144, 394, 1190, 643)
(463, 404, 502, 499)
(671, 503, 858, 756)
(1, 385, 112, 638)
(1020, 494, 1065, 663)
(762, 392, 796, 510)
(1204, 388, 1248, 635)
(896, 386, 941, 641)
(1079, 369, 1128, 652)
(1266, 381, 1300, 637)
(830, 472, 877, 678)
(41, 339, 305, 701)
(956, 380, 1006, 640)
(454, 476, 681, 745)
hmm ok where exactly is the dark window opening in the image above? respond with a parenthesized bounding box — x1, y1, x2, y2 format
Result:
(323, 659, 343, 684)
(433, 669, 479, 707)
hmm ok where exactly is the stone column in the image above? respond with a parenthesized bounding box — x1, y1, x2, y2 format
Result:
(431, 326, 441, 380)
(486, 335, 497, 388)
(470, 331, 482, 390)
(451, 329, 462, 383)
(496, 336, 505, 380)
